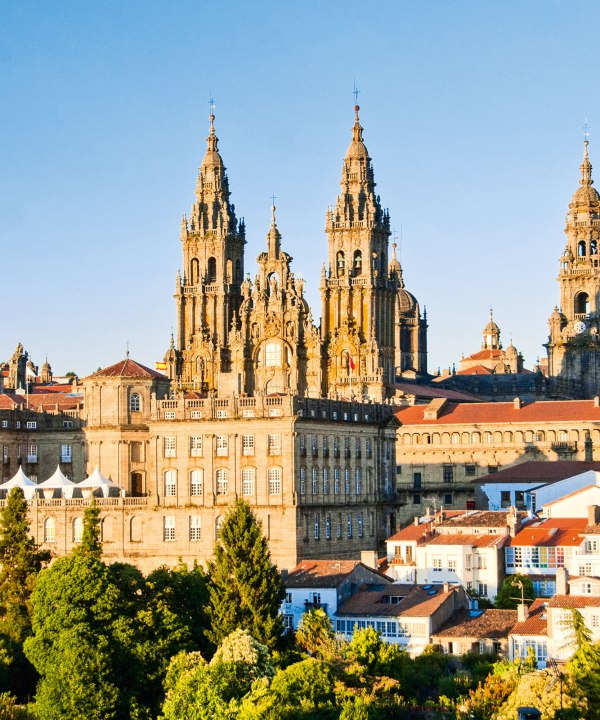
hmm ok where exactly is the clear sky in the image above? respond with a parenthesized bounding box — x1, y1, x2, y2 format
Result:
(1, 1, 599, 378)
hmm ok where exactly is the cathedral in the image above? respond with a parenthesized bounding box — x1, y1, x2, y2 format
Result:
(164, 106, 427, 403)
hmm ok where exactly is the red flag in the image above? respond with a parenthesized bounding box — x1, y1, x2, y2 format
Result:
(349, 355, 356, 371)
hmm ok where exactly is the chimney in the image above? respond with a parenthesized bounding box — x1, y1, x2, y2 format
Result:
(556, 567, 569, 595)
(594, 396, 600, 408)
(508, 505, 518, 537)
(414, 516, 420, 526)
(360, 550, 378, 570)
(588, 505, 600, 525)
(513, 397, 522, 410)
(443, 582, 449, 594)
(517, 603, 529, 623)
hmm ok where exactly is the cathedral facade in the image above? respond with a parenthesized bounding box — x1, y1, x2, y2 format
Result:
(165, 106, 427, 402)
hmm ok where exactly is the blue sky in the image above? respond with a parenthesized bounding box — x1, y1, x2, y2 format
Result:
(1, 1, 599, 377)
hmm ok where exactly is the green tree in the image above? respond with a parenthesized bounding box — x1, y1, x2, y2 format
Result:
(75, 501, 102, 557)
(0, 487, 49, 698)
(207, 499, 285, 650)
(296, 608, 337, 659)
(495, 574, 535, 609)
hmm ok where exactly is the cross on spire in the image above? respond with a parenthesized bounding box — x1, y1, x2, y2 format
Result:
(353, 80, 360, 103)
(208, 93, 216, 116)
(584, 119, 590, 142)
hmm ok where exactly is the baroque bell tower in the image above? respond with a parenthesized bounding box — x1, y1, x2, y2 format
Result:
(166, 110, 246, 390)
(547, 137, 600, 397)
(321, 106, 427, 401)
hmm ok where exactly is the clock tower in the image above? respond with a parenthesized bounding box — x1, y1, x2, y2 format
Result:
(546, 137, 600, 397)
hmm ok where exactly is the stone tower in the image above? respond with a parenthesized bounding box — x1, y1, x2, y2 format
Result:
(166, 111, 246, 391)
(321, 106, 426, 401)
(547, 138, 600, 397)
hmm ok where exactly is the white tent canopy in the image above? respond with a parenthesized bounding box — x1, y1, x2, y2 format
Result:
(78, 466, 120, 498)
(0, 467, 37, 500)
(37, 465, 76, 499)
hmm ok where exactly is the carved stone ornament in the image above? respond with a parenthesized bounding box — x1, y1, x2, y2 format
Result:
(265, 313, 280, 337)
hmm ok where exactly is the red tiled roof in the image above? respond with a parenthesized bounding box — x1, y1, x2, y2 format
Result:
(456, 364, 494, 376)
(437, 510, 521, 529)
(88, 358, 167, 380)
(387, 522, 433, 542)
(463, 349, 504, 362)
(583, 523, 600, 535)
(433, 609, 518, 639)
(338, 583, 457, 618)
(508, 518, 587, 547)
(0, 395, 18, 409)
(425, 533, 506, 548)
(547, 594, 600, 609)
(285, 560, 388, 589)
(510, 598, 547, 636)
(478, 461, 600, 484)
(395, 399, 600, 426)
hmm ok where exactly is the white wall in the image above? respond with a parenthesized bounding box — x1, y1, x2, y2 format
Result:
(536, 471, 600, 515)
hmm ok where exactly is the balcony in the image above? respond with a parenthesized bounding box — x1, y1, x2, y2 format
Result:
(551, 441, 578, 454)
(304, 601, 328, 613)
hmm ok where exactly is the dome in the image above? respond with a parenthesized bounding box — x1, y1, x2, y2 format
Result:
(483, 317, 500, 335)
(397, 288, 418, 314)
(505, 342, 518, 358)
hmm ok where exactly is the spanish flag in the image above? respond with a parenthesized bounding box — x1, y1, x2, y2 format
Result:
(155, 361, 167, 371)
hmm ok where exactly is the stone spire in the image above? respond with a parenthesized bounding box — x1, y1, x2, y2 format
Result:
(331, 105, 385, 227)
(189, 111, 239, 237)
(267, 203, 281, 258)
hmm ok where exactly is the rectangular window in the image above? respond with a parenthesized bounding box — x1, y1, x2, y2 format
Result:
(443, 465, 453, 483)
(355, 438, 361, 458)
(27, 444, 38, 463)
(344, 468, 350, 495)
(190, 436, 203, 457)
(337, 514, 342, 539)
(314, 514, 320, 540)
(465, 464, 476, 476)
(334, 468, 340, 494)
(366, 438, 372, 459)
(164, 437, 176, 458)
(242, 434, 255, 456)
(433, 557, 442, 572)
(189, 516, 201, 541)
(448, 558, 457, 571)
(215, 435, 228, 457)
(268, 434, 281, 455)
(268, 468, 282, 495)
(312, 467, 318, 495)
(190, 470, 203, 496)
(2, 446, 7, 463)
(164, 471, 177, 496)
(413, 493, 421, 504)
(500, 490, 511, 508)
(190, 410, 202, 419)
(478, 582, 487, 596)
(216, 470, 228, 495)
(164, 411, 176, 420)
(358, 512, 364, 538)
(163, 516, 175, 541)
(325, 513, 331, 540)
(323, 468, 329, 495)
(1, 421, 7, 429)
(487, 465, 498, 474)
(347, 513, 352, 539)
(26, 421, 37, 429)
(61, 444, 72, 463)
(444, 493, 453, 505)
(242, 468, 255, 496)
(216, 409, 228, 419)
(592, 615, 599, 628)
(413, 471, 422, 489)
(355, 468, 362, 495)
(300, 467, 306, 495)
(312, 435, 318, 456)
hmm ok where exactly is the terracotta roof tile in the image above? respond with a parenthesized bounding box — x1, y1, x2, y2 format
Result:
(395, 399, 600, 426)
(433, 609, 518, 639)
(425, 533, 506, 548)
(510, 598, 548, 636)
(338, 583, 458, 618)
(88, 358, 167, 380)
(509, 519, 587, 548)
(456, 364, 494, 375)
(583, 523, 600, 535)
(437, 510, 521, 529)
(548, 594, 600, 608)
(285, 560, 387, 589)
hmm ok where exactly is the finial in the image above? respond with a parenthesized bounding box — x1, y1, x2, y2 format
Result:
(392, 241, 397, 258)
(126, 340, 130, 358)
(353, 80, 360, 104)
(170, 331, 175, 349)
(584, 118, 590, 144)
(208, 94, 216, 131)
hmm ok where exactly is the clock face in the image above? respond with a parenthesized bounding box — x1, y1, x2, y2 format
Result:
(574, 320, 587, 334)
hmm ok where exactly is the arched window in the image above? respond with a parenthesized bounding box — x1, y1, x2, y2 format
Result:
(268, 467, 282, 495)
(353, 250, 363, 275)
(207, 257, 217, 283)
(355, 468, 362, 495)
(215, 515, 224, 538)
(190, 470, 203, 496)
(164, 470, 177, 497)
(130, 393, 141, 412)
(336, 251, 345, 277)
(265, 342, 282, 367)
(72, 517, 83, 543)
(575, 292, 590, 315)
(578, 241, 587, 258)
(101, 517, 113, 542)
(216, 469, 228, 495)
(44, 517, 56, 543)
(191, 258, 200, 284)
(226, 258, 232, 282)
(242, 468, 255, 496)
(592, 240, 598, 256)
(265, 378, 284, 394)
(130, 516, 142, 542)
